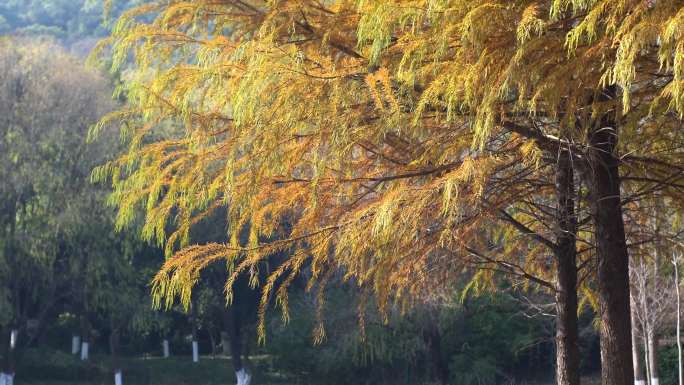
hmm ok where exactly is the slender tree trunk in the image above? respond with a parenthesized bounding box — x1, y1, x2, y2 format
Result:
(555, 148, 581, 385)
(585, 92, 633, 385)
(1, 326, 17, 385)
(209, 330, 217, 357)
(631, 296, 645, 385)
(110, 325, 122, 385)
(674, 256, 683, 385)
(644, 334, 652, 385)
(71, 334, 81, 355)
(80, 314, 90, 361)
(0, 326, 7, 383)
(191, 326, 199, 363)
(647, 332, 659, 385)
(189, 303, 199, 363)
(162, 338, 170, 358)
(221, 331, 231, 356)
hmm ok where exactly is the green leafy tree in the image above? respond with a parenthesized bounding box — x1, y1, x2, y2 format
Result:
(0, 37, 114, 380)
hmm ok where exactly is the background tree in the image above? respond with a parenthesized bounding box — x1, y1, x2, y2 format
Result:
(0, 37, 114, 382)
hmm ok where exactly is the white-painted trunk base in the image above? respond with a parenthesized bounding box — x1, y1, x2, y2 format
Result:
(1, 373, 14, 385)
(162, 340, 170, 358)
(114, 370, 122, 385)
(236, 368, 251, 385)
(636, 380, 646, 385)
(80, 342, 89, 360)
(9, 329, 17, 349)
(72, 335, 81, 354)
(651, 378, 659, 385)
(192, 341, 199, 363)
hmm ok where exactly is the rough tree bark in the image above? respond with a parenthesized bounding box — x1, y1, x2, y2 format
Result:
(555, 147, 581, 385)
(585, 88, 633, 385)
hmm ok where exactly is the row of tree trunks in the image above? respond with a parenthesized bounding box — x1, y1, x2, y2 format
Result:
(513, 87, 634, 385)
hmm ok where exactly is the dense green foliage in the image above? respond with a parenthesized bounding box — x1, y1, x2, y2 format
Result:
(268, 287, 558, 385)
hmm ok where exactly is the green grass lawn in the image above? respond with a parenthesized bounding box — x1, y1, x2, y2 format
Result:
(17, 349, 299, 385)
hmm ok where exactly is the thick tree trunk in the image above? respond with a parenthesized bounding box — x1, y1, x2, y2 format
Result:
(225, 308, 243, 371)
(585, 95, 633, 385)
(224, 308, 251, 385)
(555, 148, 581, 385)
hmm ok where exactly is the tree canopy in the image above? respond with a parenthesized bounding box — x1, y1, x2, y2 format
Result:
(92, 2, 684, 384)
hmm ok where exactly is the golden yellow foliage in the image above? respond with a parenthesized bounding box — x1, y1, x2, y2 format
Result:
(92, 0, 684, 338)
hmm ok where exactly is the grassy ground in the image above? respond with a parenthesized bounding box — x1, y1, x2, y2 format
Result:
(17, 350, 298, 385)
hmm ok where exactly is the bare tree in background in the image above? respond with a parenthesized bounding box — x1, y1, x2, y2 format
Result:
(630, 256, 676, 385)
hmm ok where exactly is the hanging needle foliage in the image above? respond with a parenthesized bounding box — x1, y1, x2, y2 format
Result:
(91, 0, 684, 341)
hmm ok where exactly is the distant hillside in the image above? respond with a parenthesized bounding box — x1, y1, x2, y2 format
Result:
(0, 0, 142, 42)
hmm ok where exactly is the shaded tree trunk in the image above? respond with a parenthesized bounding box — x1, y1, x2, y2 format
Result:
(221, 331, 231, 355)
(209, 328, 218, 357)
(224, 308, 243, 372)
(162, 338, 170, 358)
(191, 326, 199, 363)
(585, 90, 633, 385)
(1, 326, 17, 384)
(674, 255, 683, 385)
(109, 325, 122, 385)
(554, 148, 580, 385)
(80, 314, 90, 361)
(423, 325, 449, 385)
(224, 307, 251, 385)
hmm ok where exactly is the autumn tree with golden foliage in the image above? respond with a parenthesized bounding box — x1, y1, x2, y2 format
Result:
(92, 2, 684, 385)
